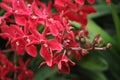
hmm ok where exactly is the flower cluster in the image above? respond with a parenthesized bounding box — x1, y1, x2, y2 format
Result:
(0, 50, 33, 80)
(0, 52, 14, 80)
(0, 0, 111, 79)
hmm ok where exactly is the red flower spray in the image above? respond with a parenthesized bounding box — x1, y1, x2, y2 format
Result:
(0, 0, 111, 79)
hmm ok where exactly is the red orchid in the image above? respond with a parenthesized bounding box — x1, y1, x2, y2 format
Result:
(53, 51, 75, 74)
(0, 23, 37, 57)
(0, 0, 38, 27)
(46, 18, 64, 36)
(0, 0, 111, 77)
(30, 27, 62, 67)
(55, 0, 96, 27)
(0, 12, 12, 25)
(12, 0, 38, 26)
(63, 5, 96, 27)
(0, 66, 12, 80)
(0, 53, 14, 80)
(40, 44, 53, 67)
(75, 0, 95, 5)
(56, 31, 79, 49)
(32, 0, 64, 36)
(0, 53, 14, 71)
(40, 38, 63, 66)
(0, 2, 12, 12)
(17, 58, 34, 80)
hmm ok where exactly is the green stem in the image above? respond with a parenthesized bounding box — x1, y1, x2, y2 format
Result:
(14, 53, 17, 80)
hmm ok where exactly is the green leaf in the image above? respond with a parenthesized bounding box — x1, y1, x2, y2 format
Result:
(0, 9, 4, 16)
(34, 66, 57, 80)
(88, 3, 120, 18)
(91, 72, 107, 80)
(88, 4, 110, 18)
(109, 3, 120, 47)
(49, 76, 67, 80)
(37, 24, 44, 33)
(86, 19, 115, 45)
(78, 54, 108, 71)
(69, 19, 115, 44)
(69, 20, 81, 29)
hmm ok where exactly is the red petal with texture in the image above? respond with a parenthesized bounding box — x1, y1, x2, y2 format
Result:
(0, 3, 12, 12)
(40, 45, 52, 67)
(0, 53, 8, 64)
(81, 5, 96, 14)
(55, 21, 64, 31)
(2, 12, 12, 19)
(64, 11, 87, 27)
(0, 24, 10, 33)
(11, 39, 25, 55)
(58, 61, 70, 74)
(26, 70, 34, 79)
(75, 0, 84, 5)
(18, 58, 25, 67)
(106, 0, 110, 4)
(48, 22, 59, 36)
(14, 14, 26, 26)
(26, 45, 37, 57)
(28, 18, 38, 29)
(88, 0, 95, 4)
(18, 73, 26, 80)
(0, 33, 10, 39)
(54, 54, 62, 63)
(74, 51, 81, 60)
(12, 0, 30, 15)
(54, 0, 64, 8)
(47, 39, 62, 51)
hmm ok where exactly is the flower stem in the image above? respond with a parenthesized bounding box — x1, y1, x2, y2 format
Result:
(14, 53, 17, 80)
(2, 49, 13, 53)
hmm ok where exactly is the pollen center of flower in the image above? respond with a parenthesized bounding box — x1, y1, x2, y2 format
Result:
(31, 15, 37, 19)
(26, 38, 31, 43)
(17, 0, 20, 4)
(44, 44, 48, 47)
(66, 39, 70, 43)
(48, 18, 54, 22)
(25, 71, 28, 74)
(80, 11, 83, 15)
(3, 64, 6, 68)
(14, 10, 18, 13)
(16, 41, 19, 46)
(27, 4, 31, 7)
